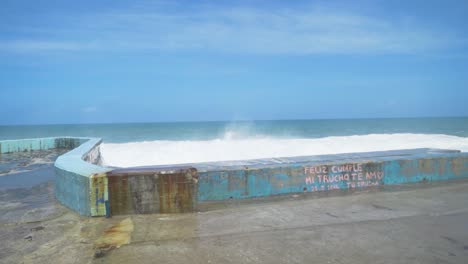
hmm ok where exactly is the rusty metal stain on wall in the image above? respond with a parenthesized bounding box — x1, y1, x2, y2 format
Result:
(107, 167, 197, 215)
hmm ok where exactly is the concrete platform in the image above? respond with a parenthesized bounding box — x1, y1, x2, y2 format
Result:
(1, 150, 468, 263)
(2, 137, 468, 217)
(90, 181, 468, 264)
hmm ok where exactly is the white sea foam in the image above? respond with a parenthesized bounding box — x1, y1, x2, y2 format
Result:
(100, 133, 468, 167)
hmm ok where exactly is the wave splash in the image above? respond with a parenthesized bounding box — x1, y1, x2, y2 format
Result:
(100, 133, 468, 167)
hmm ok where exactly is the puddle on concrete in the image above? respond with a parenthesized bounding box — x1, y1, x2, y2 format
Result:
(0, 149, 68, 188)
(0, 149, 69, 224)
(1, 150, 468, 263)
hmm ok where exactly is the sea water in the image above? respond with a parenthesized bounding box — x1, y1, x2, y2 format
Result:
(1, 117, 468, 167)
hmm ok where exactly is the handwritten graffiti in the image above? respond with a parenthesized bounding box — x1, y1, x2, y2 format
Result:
(303, 163, 384, 191)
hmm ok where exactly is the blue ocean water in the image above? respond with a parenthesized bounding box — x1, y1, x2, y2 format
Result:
(0, 117, 467, 143)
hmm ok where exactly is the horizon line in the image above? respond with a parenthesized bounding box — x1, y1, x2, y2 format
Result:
(1, 115, 468, 126)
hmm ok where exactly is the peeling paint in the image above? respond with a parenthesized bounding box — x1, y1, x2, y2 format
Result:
(107, 167, 197, 215)
(90, 173, 109, 216)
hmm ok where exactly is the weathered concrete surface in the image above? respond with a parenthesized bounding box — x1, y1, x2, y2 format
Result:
(2, 150, 468, 264)
(100, 181, 468, 264)
(0, 151, 108, 264)
(196, 148, 468, 202)
(4, 138, 468, 218)
(0, 137, 112, 216)
(54, 137, 112, 216)
(107, 167, 198, 215)
(2, 171, 468, 263)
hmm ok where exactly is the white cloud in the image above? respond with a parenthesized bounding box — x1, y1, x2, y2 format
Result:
(81, 106, 97, 113)
(0, 40, 95, 53)
(0, 5, 464, 55)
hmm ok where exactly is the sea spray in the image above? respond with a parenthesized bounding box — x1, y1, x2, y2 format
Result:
(100, 133, 468, 167)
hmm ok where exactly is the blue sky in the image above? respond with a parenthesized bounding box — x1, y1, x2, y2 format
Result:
(1, 0, 467, 124)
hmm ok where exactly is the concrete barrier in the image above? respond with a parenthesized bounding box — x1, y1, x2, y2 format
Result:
(195, 148, 467, 201)
(0, 137, 68, 153)
(54, 138, 112, 216)
(0, 137, 112, 216)
(1, 137, 468, 216)
(106, 167, 197, 214)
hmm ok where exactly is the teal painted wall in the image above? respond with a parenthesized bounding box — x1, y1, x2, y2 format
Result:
(2, 137, 468, 216)
(197, 152, 468, 201)
(55, 166, 92, 216)
(54, 137, 111, 216)
(0, 137, 111, 216)
(0, 138, 56, 153)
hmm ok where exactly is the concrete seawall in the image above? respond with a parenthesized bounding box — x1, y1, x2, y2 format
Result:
(0, 137, 82, 153)
(195, 148, 467, 201)
(54, 138, 112, 216)
(1, 137, 468, 217)
(1, 137, 112, 216)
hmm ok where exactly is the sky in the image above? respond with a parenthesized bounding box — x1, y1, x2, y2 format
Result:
(1, 0, 467, 125)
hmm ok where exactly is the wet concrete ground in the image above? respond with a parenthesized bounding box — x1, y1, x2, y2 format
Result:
(1, 151, 468, 264)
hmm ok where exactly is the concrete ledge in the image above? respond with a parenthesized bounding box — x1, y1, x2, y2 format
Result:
(2, 137, 468, 217)
(194, 148, 468, 201)
(0, 137, 112, 216)
(0, 137, 58, 153)
(0, 137, 197, 216)
(54, 137, 113, 216)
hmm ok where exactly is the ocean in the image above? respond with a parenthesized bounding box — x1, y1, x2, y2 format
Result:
(1, 117, 468, 167)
